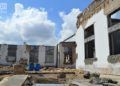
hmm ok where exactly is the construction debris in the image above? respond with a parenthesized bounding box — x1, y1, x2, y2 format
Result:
(83, 72, 118, 86)
(13, 64, 25, 74)
(0, 75, 28, 86)
(0, 66, 13, 75)
(89, 77, 118, 86)
(83, 71, 91, 79)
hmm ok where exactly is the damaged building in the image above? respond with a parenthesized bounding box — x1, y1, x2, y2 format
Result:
(57, 34, 77, 68)
(76, 0, 120, 74)
(0, 44, 57, 67)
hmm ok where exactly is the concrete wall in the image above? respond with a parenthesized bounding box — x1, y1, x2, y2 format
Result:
(0, 44, 8, 64)
(58, 44, 64, 67)
(0, 44, 30, 65)
(38, 45, 46, 66)
(16, 45, 29, 64)
(76, 9, 110, 69)
(0, 44, 56, 67)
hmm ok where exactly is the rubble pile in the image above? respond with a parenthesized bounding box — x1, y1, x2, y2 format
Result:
(0, 66, 13, 74)
(84, 72, 118, 86)
(41, 67, 84, 74)
(13, 64, 25, 74)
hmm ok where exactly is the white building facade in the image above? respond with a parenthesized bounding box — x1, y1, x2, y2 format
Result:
(76, 0, 120, 74)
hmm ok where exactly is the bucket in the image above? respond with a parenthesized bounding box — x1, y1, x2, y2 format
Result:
(34, 64, 41, 71)
(29, 63, 34, 71)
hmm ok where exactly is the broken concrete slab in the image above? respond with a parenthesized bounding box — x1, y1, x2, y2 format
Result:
(0, 75, 28, 86)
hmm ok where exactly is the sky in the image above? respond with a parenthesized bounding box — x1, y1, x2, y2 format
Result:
(0, 0, 92, 45)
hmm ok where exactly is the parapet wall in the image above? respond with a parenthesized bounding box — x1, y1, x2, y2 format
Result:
(76, 0, 120, 29)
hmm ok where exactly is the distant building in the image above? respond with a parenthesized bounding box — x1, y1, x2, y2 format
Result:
(76, 0, 120, 74)
(0, 44, 56, 67)
(57, 34, 77, 68)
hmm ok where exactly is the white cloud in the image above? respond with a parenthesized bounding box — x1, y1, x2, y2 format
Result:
(0, 3, 57, 45)
(59, 8, 81, 41)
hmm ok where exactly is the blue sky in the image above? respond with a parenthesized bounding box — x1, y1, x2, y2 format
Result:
(0, 0, 92, 45)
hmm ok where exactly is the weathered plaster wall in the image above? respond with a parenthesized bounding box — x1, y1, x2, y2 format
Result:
(76, 9, 110, 69)
(38, 45, 46, 66)
(58, 44, 64, 67)
(16, 45, 29, 64)
(76, 26, 85, 68)
(53, 46, 57, 66)
(0, 44, 8, 64)
(0, 44, 56, 67)
(92, 9, 110, 68)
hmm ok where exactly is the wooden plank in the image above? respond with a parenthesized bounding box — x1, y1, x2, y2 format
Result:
(26, 71, 75, 74)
